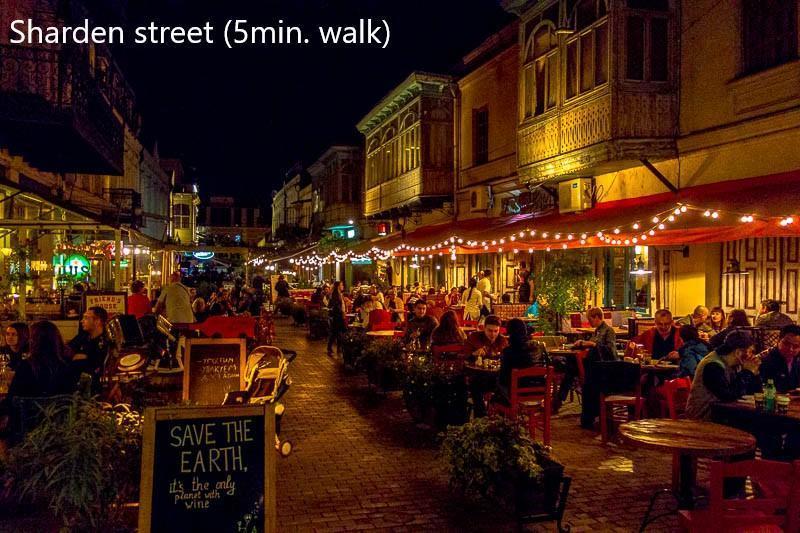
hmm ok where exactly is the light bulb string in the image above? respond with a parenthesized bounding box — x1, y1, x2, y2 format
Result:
(249, 202, 797, 266)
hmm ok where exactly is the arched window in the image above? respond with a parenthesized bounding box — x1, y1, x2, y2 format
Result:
(522, 22, 558, 119)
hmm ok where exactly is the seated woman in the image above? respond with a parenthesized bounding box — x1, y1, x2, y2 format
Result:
(492, 318, 542, 406)
(2, 322, 30, 371)
(445, 287, 461, 307)
(708, 308, 750, 350)
(676, 325, 709, 378)
(686, 330, 760, 420)
(2, 321, 78, 420)
(430, 310, 467, 346)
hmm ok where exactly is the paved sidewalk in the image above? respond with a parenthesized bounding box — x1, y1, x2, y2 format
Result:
(275, 321, 682, 532)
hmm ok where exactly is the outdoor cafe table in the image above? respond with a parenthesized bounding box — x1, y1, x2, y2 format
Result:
(712, 394, 800, 439)
(365, 330, 397, 337)
(619, 419, 756, 509)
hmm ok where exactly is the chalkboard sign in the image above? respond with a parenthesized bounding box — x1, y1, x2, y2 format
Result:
(183, 339, 246, 405)
(138, 405, 277, 533)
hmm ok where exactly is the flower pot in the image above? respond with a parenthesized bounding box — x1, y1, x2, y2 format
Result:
(513, 457, 570, 529)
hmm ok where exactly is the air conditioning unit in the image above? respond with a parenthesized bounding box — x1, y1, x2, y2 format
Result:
(558, 178, 593, 214)
(469, 185, 493, 213)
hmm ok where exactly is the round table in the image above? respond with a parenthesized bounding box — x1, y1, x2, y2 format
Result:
(619, 419, 755, 510)
(365, 330, 397, 337)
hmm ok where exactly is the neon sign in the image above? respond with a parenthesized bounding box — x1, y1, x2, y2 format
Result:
(193, 251, 215, 260)
(53, 254, 91, 278)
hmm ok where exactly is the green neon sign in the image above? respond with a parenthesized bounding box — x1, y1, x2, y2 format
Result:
(53, 254, 91, 278)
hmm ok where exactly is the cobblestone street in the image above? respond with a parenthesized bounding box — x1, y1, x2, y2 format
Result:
(275, 321, 683, 532)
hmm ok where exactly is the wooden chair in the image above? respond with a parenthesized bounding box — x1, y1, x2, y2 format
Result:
(658, 377, 692, 420)
(431, 344, 467, 372)
(489, 366, 553, 446)
(679, 459, 800, 532)
(596, 361, 644, 443)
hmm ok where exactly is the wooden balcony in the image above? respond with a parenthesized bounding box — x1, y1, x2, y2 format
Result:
(517, 89, 677, 184)
(0, 45, 127, 175)
(364, 168, 452, 217)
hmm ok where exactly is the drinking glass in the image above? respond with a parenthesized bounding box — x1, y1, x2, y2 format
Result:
(776, 395, 790, 415)
(754, 392, 765, 411)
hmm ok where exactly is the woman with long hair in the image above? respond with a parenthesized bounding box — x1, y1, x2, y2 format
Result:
(493, 318, 541, 404)
(708, 306, 726, 333)
(327, 281, 347, 357)
(709, 308, 751, 349)
(6, 320, 76, 403)
(2, 322, 30, 371)
(462, 277, 484, 321)
(430, 310, 467, 346)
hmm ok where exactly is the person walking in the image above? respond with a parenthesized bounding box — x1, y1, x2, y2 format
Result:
(327, 281, 347, 357)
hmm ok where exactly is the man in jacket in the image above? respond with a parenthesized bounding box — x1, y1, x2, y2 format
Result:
(759, 324, 800, 393)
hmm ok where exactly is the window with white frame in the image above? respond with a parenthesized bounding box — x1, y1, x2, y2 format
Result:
(173, 203, 190, 229)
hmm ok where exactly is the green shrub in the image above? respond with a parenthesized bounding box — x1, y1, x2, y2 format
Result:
(439, 415, 549, 503)
(5, 396, 143, 532)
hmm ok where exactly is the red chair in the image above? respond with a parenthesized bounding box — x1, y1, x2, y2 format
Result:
(431, 344, 467, 372)
(371, 321, 400, 332)
(489, 366, 553, 446)
(569, 313, 582, 328)
(368, 309, 392, 328)
(679, 460, 800, 532)
(658, 377, 692, 420)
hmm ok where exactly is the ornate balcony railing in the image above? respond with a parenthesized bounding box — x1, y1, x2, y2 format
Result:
(0, 44, 131, 174)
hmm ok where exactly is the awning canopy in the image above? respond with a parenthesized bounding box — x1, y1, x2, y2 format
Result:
(368, 171, 800, 256)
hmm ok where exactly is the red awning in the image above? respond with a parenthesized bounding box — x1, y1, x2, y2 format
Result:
(369, 171, 800, 255)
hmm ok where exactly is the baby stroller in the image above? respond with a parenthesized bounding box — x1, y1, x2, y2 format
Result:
(224, 345, 294, 457)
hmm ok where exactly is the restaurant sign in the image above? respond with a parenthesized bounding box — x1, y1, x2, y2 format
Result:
(53, 253, 91, 278)
(84, 291, 127, 317)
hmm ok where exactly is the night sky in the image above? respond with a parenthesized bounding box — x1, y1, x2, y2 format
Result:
(117, 0, 513, 206)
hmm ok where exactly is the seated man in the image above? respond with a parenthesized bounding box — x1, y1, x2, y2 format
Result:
(554, 307, 617, 414)
(464, 316, 509, 418)
(627, 308, 683, 361)
(403, 299, 438, 347)
(68, 306, 111, 395)
(676, 305, 713, 338)
(759, 324, 800, 393)
(687, 331, 761, 420)
(755, 299, 794, 329)
(464, 315, 508, 358)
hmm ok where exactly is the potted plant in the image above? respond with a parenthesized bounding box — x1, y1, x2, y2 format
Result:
(2, 395, 143, 532)
(358, 339, 405, 392)
(440, 416, 570, 531)
(534, 255, 598, 334)
(402, 354, 435, 423)
(340, 329, 367, 370)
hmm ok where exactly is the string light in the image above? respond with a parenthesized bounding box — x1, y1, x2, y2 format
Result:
(247, 203, 798, 267)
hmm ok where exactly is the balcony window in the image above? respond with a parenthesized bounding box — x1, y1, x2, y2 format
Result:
(472, 107, 489, 166)
(625, 15, 669, 82)
(565, 21, 608, 99)
(173, 204, 190, 229)
(365, 112, 420, 188)
(522, 23, 558, 118)
(742, 0, 798, 75)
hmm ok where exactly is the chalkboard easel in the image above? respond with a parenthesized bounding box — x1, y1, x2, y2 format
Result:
(138, 404, 277, 533)
(183, 338, 247, 405)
